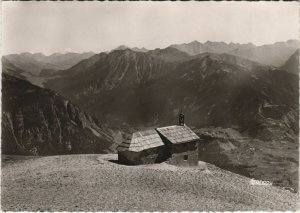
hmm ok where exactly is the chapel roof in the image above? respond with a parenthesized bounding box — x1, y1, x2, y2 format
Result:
(117, 129, 164, 152)
(118, 125, 200, 152)
(156, 125, 199, 144)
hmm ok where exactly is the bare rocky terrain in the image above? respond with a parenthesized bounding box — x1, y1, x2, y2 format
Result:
(1, 154, 298, 211)
(2, 73, 114, 155)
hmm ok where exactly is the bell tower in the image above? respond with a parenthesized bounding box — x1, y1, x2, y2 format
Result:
(179, 109, 184, 126)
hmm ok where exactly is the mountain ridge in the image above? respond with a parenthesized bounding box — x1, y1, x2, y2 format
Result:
(45, 48, 298, 130)
(169, 39, 299, 66)
(3, 52, 95, 76)
(2, 72, 114, 155)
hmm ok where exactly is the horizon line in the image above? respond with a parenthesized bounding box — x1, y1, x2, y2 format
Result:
(3, 38, 299, 56)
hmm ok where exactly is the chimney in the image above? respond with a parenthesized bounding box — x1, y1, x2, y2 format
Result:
(179, 109, 184, 126)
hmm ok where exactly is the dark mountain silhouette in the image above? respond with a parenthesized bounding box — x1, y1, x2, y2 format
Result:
(280, 50, 299, 75)
(170, 40, 299, 66)
(2, 73, 114, 155)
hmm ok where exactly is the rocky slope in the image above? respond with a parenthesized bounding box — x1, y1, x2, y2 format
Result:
(45, 49, 175, 99)
(2, 73, 114, 155)
(2, 154, 298, 211)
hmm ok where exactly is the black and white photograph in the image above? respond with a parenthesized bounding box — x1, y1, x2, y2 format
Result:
(1, 1, 299, 211)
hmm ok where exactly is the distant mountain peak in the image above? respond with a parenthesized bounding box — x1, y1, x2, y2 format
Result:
(19, 52, 33, 57)
(204, 40, 213, 44)
(32, 52, 45, 57)
(114, 45, 130, 51)
(112, 48, 134, 54)
(50, 52, 62, 57)
(190, 40, 200, 44)
(131, 47, 148, 52)
(112, 45, 149, 53)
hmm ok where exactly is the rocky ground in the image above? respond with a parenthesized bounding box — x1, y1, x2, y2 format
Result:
(1, 154, 298, 211)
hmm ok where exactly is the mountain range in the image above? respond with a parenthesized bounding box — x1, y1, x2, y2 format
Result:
(2, 39, 299, 189)
(3, 39, 298, 79)
(169, 39, 299, 66)
(44, 46, 298, 129)
(113, 45, 148, 53)
(3, 52, 95, 76)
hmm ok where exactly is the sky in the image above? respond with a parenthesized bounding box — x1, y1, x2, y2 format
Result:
(2, 1, 299, 55)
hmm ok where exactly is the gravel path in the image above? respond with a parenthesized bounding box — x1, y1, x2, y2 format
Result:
(1, 154, 298, 211)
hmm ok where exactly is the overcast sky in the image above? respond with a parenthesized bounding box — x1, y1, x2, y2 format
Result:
(2, 1, 299, 55)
